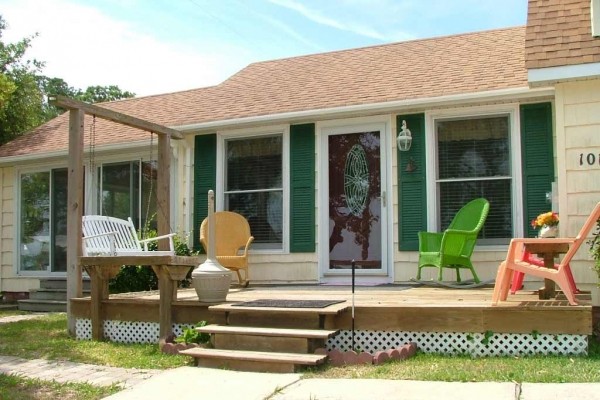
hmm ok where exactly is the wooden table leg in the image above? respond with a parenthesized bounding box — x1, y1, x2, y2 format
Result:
(83, 265, 120, 341)
(539, 253, 556, 300)
(152, 265, 174, 343)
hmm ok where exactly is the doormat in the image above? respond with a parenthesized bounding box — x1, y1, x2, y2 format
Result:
(233, 299, 346, 308)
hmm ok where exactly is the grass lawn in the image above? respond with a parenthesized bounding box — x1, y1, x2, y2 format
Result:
(305, 340, 600, 382)
(0, 309, 29, 317)
(0, 313, 189, 369)
(1, 313, 599, 384)
(0, 374, 120, 400)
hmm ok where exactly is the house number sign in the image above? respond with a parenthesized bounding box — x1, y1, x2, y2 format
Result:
(579, 153, 600, 167)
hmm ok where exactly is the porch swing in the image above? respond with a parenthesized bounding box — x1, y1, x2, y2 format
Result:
(81, 116, 176, 257)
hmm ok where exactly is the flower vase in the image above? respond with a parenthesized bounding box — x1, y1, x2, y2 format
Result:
(538, 224, 558, 238)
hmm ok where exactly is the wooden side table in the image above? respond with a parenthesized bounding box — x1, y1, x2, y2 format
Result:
(80, 255, 200, 341)
(522, 242, 570, 299)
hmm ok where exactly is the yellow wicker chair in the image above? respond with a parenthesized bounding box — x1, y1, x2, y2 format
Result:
(200, 211, 254, 287)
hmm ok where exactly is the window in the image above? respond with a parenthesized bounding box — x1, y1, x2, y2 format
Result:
(224, 135, 283, 250)
(98, 160, 157, 231)
(19, 169, 68, 273)
(435, 115, 512, 244)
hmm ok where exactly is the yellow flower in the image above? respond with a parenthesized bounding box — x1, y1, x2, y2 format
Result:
(531, 211, 559, 229)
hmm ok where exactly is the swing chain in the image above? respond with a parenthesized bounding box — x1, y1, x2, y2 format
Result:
(142, 132, 154, 239)
(88, 115, 97, 213)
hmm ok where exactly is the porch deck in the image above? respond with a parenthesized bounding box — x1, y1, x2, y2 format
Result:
(71, 284, 592, 336)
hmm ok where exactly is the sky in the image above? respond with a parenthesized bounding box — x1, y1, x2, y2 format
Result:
(0, 0, 528, 97)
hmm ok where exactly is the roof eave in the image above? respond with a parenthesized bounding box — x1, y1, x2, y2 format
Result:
(0, 139, 153, 166)
(528, 62, 600, 87)
(174, 86, 554, 132)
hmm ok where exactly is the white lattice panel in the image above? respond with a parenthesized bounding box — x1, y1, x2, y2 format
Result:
(326, 330, 588, 356)
(75, 319, 193, 344)
(75, 318, 92, 340)
(75, 320, 587, 356)
(103, 321, 160, 343)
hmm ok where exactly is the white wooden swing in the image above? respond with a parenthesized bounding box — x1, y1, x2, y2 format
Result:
(80, 118, 175, 257)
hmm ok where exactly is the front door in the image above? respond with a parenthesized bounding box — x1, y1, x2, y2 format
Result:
(320, 121, 390, 283)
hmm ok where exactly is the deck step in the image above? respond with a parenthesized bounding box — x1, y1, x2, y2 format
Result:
(17, 299, 66, 312)
(208, 302, 349, 329)
(198, 324, 339, 353)
(197, 324, 338, 339)
(209, 302, 348, 315)
(29, 288, 91, 301)
(179, 347, 327, 373)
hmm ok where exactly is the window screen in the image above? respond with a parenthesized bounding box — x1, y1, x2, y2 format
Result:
(436, 115, 512, 243)
(225, 135, 283, 250)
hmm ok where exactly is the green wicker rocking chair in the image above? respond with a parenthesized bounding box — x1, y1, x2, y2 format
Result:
(416, 198, 489, 283)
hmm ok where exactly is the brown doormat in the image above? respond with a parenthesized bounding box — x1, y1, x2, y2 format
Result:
(233, 299, 346, 308)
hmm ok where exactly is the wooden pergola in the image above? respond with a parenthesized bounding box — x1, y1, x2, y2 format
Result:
(50, 96, 184, 335)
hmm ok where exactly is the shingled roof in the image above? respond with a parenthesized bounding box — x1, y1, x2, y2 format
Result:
(0, 26, 527, 158)
(526, 0, 600, 69)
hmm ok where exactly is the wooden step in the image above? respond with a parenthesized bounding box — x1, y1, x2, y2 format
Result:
(197, 324, 338, 339)
(17, 299, 66, 312)
(198, 324, 339, 353)
(209, 302, 348, 315)
(209, 302, 349, 329)
(180, 347, 327, 373)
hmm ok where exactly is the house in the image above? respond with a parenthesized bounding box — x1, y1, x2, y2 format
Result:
(0, 0, 598, 300)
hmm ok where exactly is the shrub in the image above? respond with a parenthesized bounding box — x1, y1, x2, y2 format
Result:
(109, 230, 196, 294)
(175, 321, 210, 345)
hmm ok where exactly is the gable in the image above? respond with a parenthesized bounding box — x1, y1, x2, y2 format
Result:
(526, 0, 600, 69)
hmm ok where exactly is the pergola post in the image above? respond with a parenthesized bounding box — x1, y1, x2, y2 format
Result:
(157, 134, 171, 250)
(66, 108, 84, 336)
(51, 95, 182, 337)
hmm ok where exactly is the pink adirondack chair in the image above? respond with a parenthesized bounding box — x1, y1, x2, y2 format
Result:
(493, 202, 600, 306)
(509, 250, 579, 295)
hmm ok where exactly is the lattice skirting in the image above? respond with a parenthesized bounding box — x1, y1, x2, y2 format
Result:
(75, 319, 587, 356)
(76, 319, 194, 344)
(327, 330, 588, 357)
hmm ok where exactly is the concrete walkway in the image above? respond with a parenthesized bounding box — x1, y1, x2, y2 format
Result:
(2, 355, 600, 400)
(0, 355, 161, 389)
(0, 312, 54, 325)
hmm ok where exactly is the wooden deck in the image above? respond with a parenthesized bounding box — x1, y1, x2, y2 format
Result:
(70, 284, 593, 336)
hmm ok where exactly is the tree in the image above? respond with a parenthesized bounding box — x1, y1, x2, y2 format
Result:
(39, 79, 136, 120)
(76, 85, 135, 104)
(0, 15, 136, 144)
(0, 15, 45, 145)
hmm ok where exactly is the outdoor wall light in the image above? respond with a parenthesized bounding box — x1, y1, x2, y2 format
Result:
(396, 120, 412, 151)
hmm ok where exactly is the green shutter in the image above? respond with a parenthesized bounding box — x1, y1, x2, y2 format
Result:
(397, 114, 427, 251)
(290, 123, 315, 252)
(520, 103, 554, 238)
(193, 134, 217, 251)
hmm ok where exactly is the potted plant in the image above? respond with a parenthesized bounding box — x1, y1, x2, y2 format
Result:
(531, 211, 559, 238)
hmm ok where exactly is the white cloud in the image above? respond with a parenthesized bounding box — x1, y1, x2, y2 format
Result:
(1, 0, 239, 96)
(267, 0, 413, 41)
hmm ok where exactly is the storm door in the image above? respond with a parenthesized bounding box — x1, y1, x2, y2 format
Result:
(324, 128, 387, 279)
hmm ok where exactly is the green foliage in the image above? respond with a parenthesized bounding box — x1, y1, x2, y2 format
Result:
(0, 374, 120, 400)
(589, 219, 600, 281)
(175, 321, 210, 345)
(108, 230, 195, 294)
(481, 330, 494, 346)
(0, 15, 45, 145)
(40, 78, 136, 120)
(0, 313, 188, 369)
(109, 265, 158, 293)
(0, 14, 135, 144)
